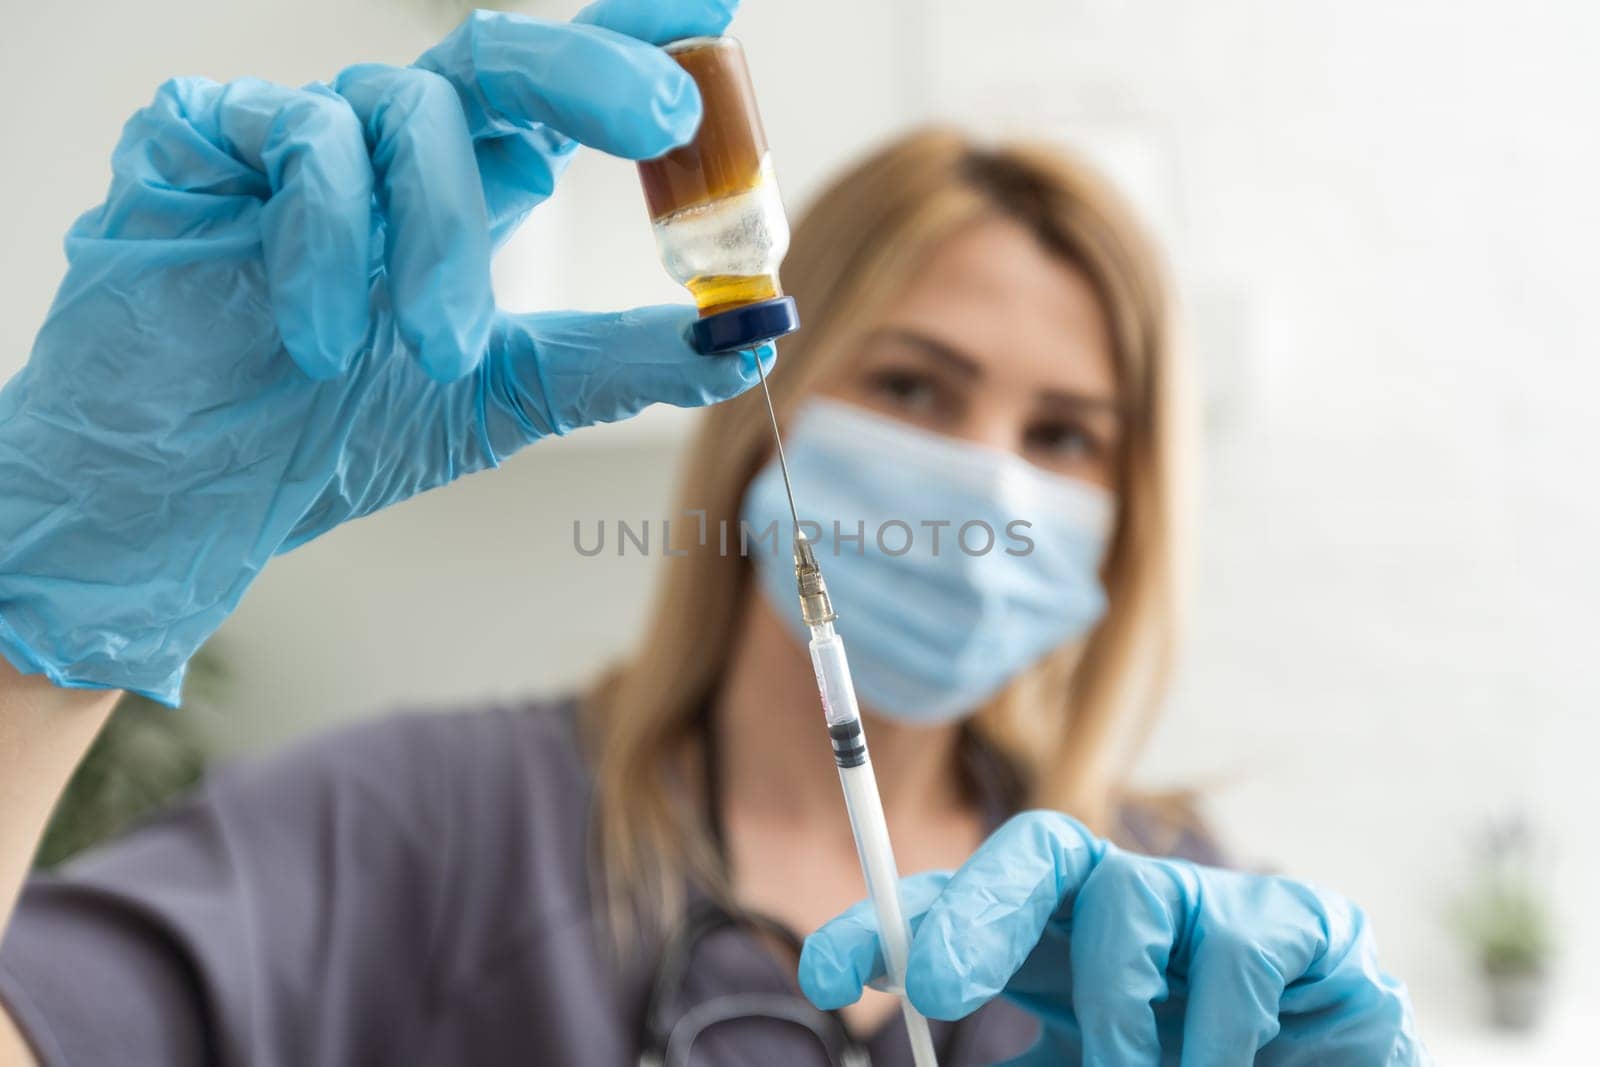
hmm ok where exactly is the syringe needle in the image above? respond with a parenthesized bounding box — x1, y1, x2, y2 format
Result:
(753, 347, 802, 534)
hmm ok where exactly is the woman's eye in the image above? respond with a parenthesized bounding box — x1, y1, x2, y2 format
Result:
(1025, 419, 1100, 462)
(866, 369, 943, 414)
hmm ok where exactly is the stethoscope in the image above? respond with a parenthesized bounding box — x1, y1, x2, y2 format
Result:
(636, 900, 871, 1067)
(635, 712, 978, 1066)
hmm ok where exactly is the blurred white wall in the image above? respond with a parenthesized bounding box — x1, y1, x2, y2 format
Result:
(3, 0, 1598, 1051)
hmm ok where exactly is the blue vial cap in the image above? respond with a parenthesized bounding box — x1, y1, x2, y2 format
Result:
(690, 296, 801, 355)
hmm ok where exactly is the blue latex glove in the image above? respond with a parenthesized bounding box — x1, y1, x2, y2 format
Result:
(800, 812, 1426, 1066)
(0, 1, 769, 706)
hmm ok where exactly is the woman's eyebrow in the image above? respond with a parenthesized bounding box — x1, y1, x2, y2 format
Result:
(873, 328, 984, 379)
(1037, 387, 1123, 413)
(876, 327, 1122, 411)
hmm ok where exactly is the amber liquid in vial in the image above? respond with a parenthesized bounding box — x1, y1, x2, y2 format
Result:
(639, 39, 787, 317)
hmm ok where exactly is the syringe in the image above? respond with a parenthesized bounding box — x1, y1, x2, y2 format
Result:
(794, 535, 940, 1067)
(746, 355, 937, 1065)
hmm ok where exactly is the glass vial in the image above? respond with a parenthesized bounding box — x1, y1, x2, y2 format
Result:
(639, 36, 799, 353)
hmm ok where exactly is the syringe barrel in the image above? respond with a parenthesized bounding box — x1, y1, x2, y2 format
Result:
(808, 624, 860, 729)
(807, 626, 941, 1066)
(808, 629, 912, 984)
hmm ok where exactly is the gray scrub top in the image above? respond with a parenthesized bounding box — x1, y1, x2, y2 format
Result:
(0, 700, 1220, 1066)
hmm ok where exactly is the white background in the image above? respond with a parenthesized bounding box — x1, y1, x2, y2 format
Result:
(3, 0, 1598, 1058)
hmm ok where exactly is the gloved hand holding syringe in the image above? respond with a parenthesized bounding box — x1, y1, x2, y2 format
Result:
(793, 531, 943, 1067)
(638, 33, 940, 1067)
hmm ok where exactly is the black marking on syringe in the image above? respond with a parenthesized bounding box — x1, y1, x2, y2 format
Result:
(828, 719, 867, 768)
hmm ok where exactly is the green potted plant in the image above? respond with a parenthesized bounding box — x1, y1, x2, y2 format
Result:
(1451, 815, 1554, 1031)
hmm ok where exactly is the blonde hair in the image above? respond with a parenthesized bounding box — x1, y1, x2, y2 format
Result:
(582, 128, 1185, 939)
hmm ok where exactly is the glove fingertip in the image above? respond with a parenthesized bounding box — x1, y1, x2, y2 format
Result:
(904, 938, 980, 1021)
(905, 979, 970, 1023)
(408, 308, 492, 382)
(797, 936, 864, 1012)
(738, 343, 778, 381)
(676, 344, 773, 406)
(573, 0, 740, 46)
(288, 351, 344, 381)
(417, 343, 483, 383)
(656, 69, 703, 152)
(279, 323, 360, 381)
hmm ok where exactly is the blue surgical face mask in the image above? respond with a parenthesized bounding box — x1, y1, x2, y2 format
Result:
(741, 399, 1113, 725)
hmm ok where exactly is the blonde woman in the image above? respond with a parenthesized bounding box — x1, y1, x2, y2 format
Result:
(0, 3, 1421, 1065)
